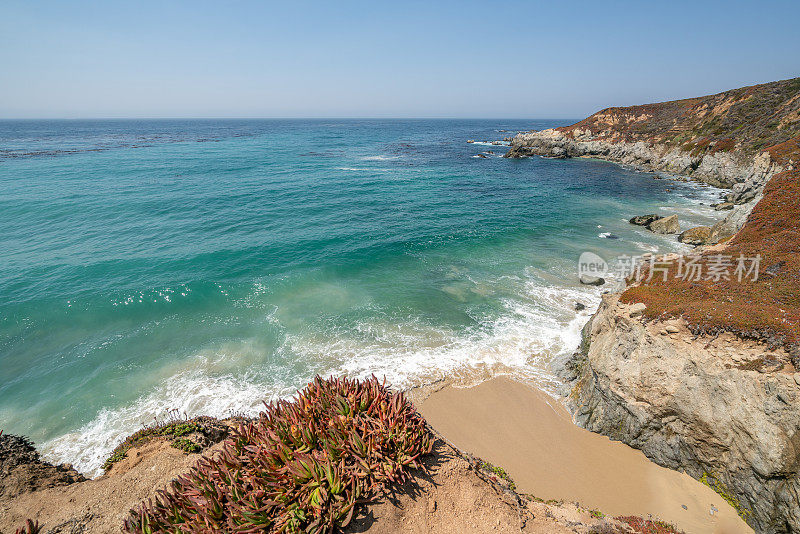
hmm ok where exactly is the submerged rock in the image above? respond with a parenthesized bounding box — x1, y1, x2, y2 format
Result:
(647, 214, 680, 234)
(579, 275, 605, 286)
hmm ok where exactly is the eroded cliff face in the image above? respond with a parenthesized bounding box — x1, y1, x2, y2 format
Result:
(566, 295, 800, 533)
(505, 78, 800, 236)
(505, 127, 782, 193)
(537, 79, 800, 533)
(505, 126, 783, 246)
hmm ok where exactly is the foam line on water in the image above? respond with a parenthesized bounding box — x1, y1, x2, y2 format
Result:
(41, 282, 600, 478)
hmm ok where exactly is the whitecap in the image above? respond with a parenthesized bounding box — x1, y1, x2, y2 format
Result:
(359, 155, 400, 161)
(468, 141, 510, 147)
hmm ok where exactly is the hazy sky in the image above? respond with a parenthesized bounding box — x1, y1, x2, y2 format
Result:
(2, 0, 798, 118)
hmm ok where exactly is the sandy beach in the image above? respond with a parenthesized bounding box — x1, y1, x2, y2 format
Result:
(419, 377, 752, 534)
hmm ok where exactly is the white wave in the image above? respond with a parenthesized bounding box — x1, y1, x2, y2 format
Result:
(468, 141, 510, 147)
(300, 283, 599, 393)
(360, 155, 400, 161)
(41, 370, 287, 478)
(40, 279, 600, 478)
(631, 241, 661, 253)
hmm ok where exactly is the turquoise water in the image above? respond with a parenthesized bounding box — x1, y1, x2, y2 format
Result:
(0, 119, 722, 475)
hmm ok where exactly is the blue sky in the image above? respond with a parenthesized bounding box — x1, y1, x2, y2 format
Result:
(1, 1, 798, 118)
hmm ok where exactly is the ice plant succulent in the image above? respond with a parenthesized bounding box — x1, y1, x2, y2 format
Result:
(14, 520, 41, 534)
(123, 375, 432, 533)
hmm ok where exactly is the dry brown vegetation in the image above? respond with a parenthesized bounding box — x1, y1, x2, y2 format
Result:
(560, 78, 800, 356)
(562, 77, 800, 158)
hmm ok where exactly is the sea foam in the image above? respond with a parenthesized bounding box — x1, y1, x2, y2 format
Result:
(41, 280, 600, 478)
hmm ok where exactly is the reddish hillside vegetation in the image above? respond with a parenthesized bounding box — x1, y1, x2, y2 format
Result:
(622, 136, 800, 354)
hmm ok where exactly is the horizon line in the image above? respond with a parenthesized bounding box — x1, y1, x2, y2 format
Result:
(0, 116, 579, 122)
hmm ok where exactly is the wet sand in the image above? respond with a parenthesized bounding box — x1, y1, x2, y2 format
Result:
(419, 377, 752, 534)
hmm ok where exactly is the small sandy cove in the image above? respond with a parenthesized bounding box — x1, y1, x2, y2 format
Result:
(418, 377, 752, 534)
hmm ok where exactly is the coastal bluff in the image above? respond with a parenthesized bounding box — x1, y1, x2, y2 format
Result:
(567, 296, 799, 532)
(1, 409, 684, 534)
(504, 78, 799, 248)
(516, 78, 800, 533)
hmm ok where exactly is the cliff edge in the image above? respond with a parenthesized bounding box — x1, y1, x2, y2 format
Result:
(534, 78, 800, 533)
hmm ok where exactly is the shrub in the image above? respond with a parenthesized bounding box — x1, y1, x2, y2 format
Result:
(123, 375, 432, 533)
(14, 519, 41, 534)
(615, 516, 684, 534)
(480, 461, 516, 491)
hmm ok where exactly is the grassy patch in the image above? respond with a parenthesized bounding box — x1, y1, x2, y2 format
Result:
(480, 460, 517, 491)
(699, 472, 752, 523)
(171, 437, 201, 453)
(589, 509, 605, 519)
(102, 414, 226, 470)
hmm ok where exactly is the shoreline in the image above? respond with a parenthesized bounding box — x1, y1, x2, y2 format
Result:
(35, 153, 727, 481)
(5, 78, 798, 531)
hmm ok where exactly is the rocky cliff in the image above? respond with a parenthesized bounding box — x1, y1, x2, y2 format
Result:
(566, 296, 799, 533)
(505, 77, 799, 187)
(505, 78, 800, 240)
(548, 78, 800, 533)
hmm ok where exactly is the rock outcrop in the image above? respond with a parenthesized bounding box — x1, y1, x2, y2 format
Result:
(629, 214, 662, 226)
(504, 127, 782, 242)
(678, 226, 712, 245)
(566, 295, 800, 533)
(504, 128, 783, 193)
(647, 214, 680, 234)
(539, 79, 800, 533)
(0, 433, 85, 501)
(504, 80, 800, 245)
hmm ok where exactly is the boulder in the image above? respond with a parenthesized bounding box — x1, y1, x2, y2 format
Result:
(629, 214, 662, 226)
(628, 303, 647, 316)
(647, 214, 680, 234)
(714, 202, 735, 211)
(709, 201, 756, 244)
(579, 275, 605, 286)
(678, 226, 712, 246)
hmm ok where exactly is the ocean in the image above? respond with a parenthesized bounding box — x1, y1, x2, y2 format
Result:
(0, 119, 722, 476)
